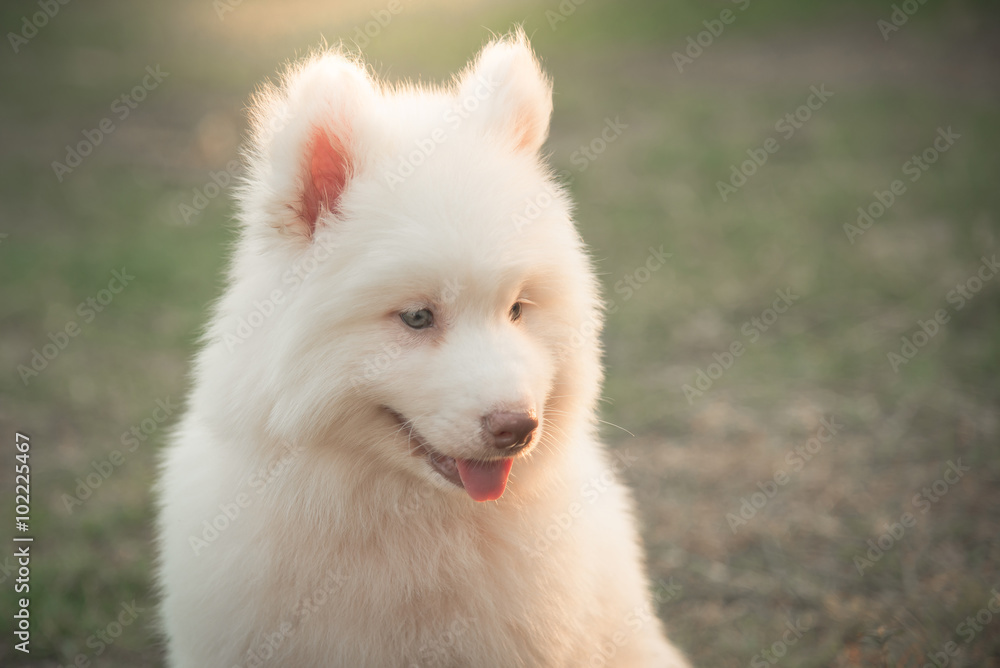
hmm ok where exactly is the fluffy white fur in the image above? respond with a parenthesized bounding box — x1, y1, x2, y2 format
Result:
(157, 30, 690, 668)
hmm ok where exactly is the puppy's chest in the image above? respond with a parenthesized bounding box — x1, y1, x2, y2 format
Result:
(271, 509, 583, 666)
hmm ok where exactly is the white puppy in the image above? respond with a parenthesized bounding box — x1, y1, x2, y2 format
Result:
(157, 30, 690, 668)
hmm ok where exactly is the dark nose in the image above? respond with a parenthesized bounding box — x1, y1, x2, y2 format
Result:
(483, 411, 538, 452)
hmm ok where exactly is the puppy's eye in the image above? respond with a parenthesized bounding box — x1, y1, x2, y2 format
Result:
(509, 302, 522, 322)
(400, 308, 434, 329)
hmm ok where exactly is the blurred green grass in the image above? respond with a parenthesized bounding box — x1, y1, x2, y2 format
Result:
(1, 0, 999, 666)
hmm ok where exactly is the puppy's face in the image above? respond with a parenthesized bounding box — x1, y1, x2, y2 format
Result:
(233, 33, 601, 501)
(339, 143, 574, 502)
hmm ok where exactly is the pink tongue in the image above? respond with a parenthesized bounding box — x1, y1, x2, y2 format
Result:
(455, 458, 513, 502)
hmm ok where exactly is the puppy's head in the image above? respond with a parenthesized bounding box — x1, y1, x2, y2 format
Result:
(222, 31, 603, 502)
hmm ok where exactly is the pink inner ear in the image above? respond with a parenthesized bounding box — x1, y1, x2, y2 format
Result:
(514, 112, 540, 153)
(301, 129, 349, 234)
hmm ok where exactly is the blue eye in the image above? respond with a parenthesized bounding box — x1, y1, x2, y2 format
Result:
(400, 309, 434, 329)
(509, 302, 522, 321)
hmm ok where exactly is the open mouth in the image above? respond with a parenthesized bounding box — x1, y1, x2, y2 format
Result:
(385, 407, 514, 502)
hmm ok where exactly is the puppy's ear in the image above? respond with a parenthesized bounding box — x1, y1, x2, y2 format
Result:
(243, 53, 376, 239)
(457, 29, 553, 154)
